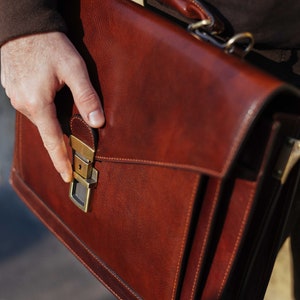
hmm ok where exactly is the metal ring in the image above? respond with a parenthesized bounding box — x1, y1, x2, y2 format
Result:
(187, 19, 212, 32)
(224, 32, 255, 56)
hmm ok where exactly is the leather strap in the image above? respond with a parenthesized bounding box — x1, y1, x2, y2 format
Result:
(70, 114, 98, 151)
(152, 0, 224, 33)
(158, 0, 212, 20)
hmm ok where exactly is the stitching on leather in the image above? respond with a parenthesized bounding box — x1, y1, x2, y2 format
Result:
(95, 104, 265, 178)
(190, 0, 211, 21)
(62, 227, 141, 299)
(70, 240, 141, 300)
(171, 174, 201, 299)
(70, 115, 95, 149)
(191, 179, 222, 298)
(95, 104, 268, 178)
(71, 115, 94, 147)
(17, 172, 141, 300)
(95, 100, 263, 178)
(217, 182, 256, 299)
(191, 0, 206, 15)
(96, 155, 222, 177)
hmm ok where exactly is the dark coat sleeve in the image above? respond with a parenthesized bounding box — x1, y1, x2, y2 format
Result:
(0, 0, 67, 46)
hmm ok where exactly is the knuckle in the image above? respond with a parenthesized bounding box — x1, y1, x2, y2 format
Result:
(9, 96, 23, 111)
(76, 88, 98, 105)
(21, 97, 45, 117)
(5, 89, 41, 116)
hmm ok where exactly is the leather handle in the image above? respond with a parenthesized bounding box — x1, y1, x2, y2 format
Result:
(151, 0, 224, 33)
(158, 0, 211, 21)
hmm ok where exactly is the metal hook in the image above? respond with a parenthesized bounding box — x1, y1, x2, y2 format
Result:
(188, 20, 255, 58)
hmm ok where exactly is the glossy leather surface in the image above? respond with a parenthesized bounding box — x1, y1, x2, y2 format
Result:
(11, 0, 300, 299)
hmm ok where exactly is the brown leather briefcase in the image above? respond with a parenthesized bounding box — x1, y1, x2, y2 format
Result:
(10, 0, 300, 299)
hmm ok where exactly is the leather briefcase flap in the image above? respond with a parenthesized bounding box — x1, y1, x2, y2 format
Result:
(64, 0, 300, 179)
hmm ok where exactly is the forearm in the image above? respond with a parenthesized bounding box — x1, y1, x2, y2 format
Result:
(0, 0, 67, 46)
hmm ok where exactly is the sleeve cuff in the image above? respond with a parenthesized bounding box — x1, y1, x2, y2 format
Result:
(0, 0, 67, 46)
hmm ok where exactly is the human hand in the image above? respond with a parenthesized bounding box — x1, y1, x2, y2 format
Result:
(0, 32, 105, 183)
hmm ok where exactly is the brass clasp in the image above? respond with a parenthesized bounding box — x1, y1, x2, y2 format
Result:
(69, 135, 98, 212)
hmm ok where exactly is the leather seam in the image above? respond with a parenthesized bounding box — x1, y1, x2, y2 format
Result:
(190, 0, 211, 21)
(95, 103, 261, 177)
(96, 155, 222, 177)
(191, 179, 222, 298)
(217, 182, 256, 299)
(171, 174, 201, 299)
(13, 170, 141, 300)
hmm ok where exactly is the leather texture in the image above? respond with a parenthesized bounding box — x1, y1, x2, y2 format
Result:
(10, 0, 300, 299)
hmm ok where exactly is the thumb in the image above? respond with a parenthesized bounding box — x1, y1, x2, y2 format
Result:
(65, 60, 105, 128)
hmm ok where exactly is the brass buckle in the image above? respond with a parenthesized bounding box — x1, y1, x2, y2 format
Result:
(69, 135, 98, 212)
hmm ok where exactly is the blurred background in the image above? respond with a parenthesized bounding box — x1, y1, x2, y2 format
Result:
(0, 79, 294, 299)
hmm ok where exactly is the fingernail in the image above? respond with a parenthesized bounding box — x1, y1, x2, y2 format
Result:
(88, 110, 105, 127)
(61, 171, 72, 183)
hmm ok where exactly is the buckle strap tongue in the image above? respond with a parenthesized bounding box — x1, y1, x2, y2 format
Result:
(69, 115, 99, 213)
